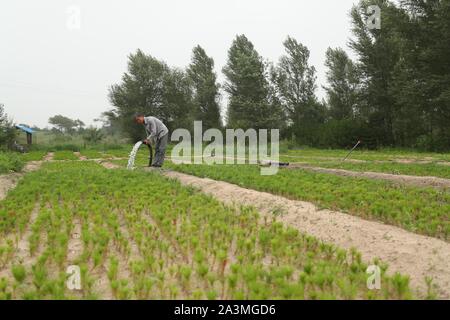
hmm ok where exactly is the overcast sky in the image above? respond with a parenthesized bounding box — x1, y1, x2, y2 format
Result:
(1, 0, 359, 128)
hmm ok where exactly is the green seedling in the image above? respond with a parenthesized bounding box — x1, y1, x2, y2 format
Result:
(0, 160, 419, 300)
(11, 264, 26, 283)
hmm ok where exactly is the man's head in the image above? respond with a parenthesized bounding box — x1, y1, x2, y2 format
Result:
(134, 113, 145, 124)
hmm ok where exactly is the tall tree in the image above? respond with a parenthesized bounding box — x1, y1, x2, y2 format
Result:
(162, 67, 195, 132)
(223, 35, 283, 129)
(349, 0, 408, 147)
(393, 0, 450, 150)
(323, 48, 359, 120)
(271, 36, 324, 143)
(109, 49, 194, 140)
(187, 45, 222, 130)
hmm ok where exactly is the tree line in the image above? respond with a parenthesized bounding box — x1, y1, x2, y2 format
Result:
(108, 0, 449, 151)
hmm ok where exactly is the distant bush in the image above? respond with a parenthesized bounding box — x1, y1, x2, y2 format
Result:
(0, 152, 24, 173)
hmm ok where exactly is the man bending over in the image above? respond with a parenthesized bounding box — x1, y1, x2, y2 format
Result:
(134, 114, 169, 167)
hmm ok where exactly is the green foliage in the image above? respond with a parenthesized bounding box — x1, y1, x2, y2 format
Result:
(20, 151, 47, 162)
(341, 0, 450, 151)
(11, 265, 26, 283)
(0, 152, 24, 173)
(299, 160, 450, 180)
(323, 48, 359, 121)
(53, 151, 79, 160)
(281, 147, 450, 162)
(271, 36, 324, 142)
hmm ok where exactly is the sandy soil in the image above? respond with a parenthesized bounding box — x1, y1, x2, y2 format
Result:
(43, 152, 54, 161)
(287, 164, 450, 189)
(164, 171, 450, 299)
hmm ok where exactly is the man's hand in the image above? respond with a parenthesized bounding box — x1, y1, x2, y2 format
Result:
(142, 139, 151, 145)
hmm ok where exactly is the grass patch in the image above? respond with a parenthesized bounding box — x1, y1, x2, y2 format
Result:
(53, 151, 79, 161)
(20, 151, 47, 162)
(304, 161, 450, 179)
(283, 148, 450, 162)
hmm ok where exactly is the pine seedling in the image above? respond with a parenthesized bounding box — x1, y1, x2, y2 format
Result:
(196, 263, 209, 280)
(217, 250, 228, 276)
(32, 264, 47, 291)
(108, 257, 119, 281)
(11, 264, 26, 284)
(169, 284, 179, 299)
(111, 279, 119, 297)
(206, 290, 217, 300)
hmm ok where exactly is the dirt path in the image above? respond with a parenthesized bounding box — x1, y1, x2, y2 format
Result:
(74, 152, 88, 161)
(163, 170, 450, 299)
(43, 152, 54, 162)
(97, 160, 121, 169)
(286, 164, 450, 189)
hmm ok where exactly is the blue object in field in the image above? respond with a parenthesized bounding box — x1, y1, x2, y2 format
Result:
(15, 125, 34, 134)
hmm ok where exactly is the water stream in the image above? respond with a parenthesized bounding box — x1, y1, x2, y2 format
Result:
(127, 141, 143, 170)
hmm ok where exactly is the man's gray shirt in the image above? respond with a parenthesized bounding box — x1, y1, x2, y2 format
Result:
(144, 116, 169, 142)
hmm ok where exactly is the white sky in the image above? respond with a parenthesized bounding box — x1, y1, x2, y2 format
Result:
(0, 0, 358, 128)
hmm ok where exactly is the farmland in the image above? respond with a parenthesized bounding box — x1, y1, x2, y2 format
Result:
(0, 148, 449, 300)
(0, 160, 413, 300)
